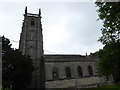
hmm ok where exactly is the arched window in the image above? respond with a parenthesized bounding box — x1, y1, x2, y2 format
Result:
(88, 65, 93, 76)
(52, 67, 59, 80)
(77, 66, 83, 77)
(66, 67, 71, 78)
(31, 19, 34, 26)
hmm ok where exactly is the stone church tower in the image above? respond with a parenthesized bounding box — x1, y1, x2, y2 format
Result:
(19, 7, 45, 88)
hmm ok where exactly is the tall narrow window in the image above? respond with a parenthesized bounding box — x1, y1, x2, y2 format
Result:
(31, 19, 34, 26)
(30, 31, 33, 40)
(78, 66, 83, 77)
(52, 67, 59, 80)
(88, 65, 93, 76)
(66, 67, 71, 78)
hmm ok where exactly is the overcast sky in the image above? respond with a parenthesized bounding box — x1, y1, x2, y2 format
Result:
(0, 1, 104, 55)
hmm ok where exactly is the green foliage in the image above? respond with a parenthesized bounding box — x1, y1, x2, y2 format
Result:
(97, 42, 120, 83)
(2, 36, 35, 89)
(101, 85, 120, 88)
(95, 2, 120, 44)
(95, 1, 120, 84)
(2, 85, 12, 90)
(90, 51, 99, 56)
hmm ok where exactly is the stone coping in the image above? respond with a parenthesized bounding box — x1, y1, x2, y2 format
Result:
(44, 54, 98, 62)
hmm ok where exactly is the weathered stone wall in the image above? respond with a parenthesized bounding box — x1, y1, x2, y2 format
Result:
(44, 55, 104, 88)
(45, 60, 97, 81)
(45, 76, 105, 88)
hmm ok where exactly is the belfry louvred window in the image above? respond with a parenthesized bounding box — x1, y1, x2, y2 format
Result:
(31, 19, 34, 26)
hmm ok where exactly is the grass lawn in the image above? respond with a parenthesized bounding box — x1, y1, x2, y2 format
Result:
(101, 85, 120, 88)
(81, 85, 120, 90)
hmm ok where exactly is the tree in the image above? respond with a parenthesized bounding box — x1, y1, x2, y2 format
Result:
(95, 2, 120, 44)
(2, 36, 35, 89)
(97, 42, 120, 83)
(95, 1, 120, 84)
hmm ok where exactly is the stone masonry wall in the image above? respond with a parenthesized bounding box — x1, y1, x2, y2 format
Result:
(45, 61, 97, 81)
(45, 76, 105, 88)
(44, 55, 106, 88)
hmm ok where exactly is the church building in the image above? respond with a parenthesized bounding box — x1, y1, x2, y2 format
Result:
(19, 7, 107, 89)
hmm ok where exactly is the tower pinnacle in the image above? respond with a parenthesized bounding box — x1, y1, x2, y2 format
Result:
(25, 6, 27, 14)
(39, 9, 41, 17)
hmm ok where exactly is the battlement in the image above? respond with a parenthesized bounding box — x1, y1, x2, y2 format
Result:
(25, 13, 39, 17)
